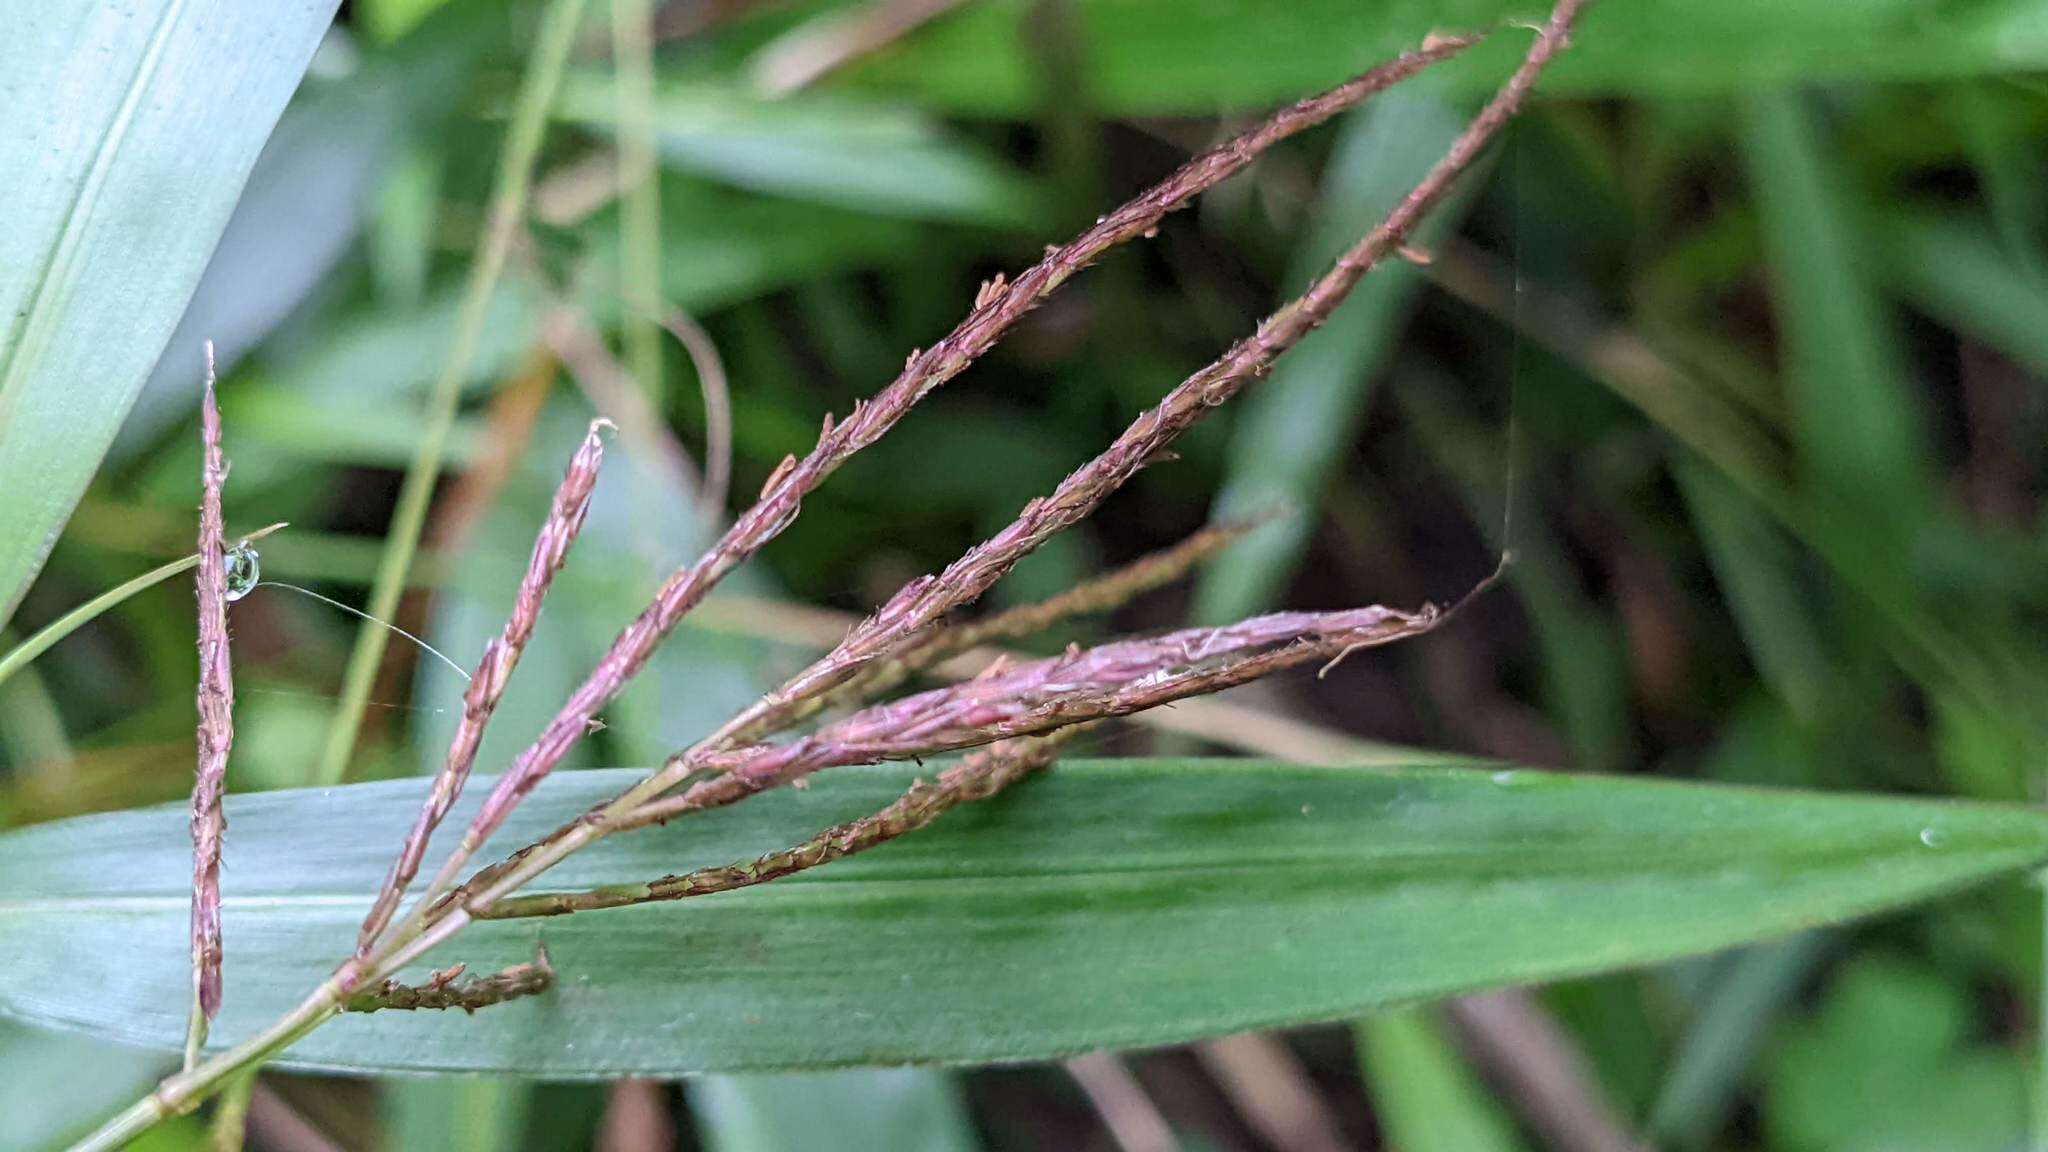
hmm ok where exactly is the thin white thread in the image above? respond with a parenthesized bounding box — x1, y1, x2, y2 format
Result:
(1498, 122, 1527, 564)
(253, 581, 472, 683)
(243, 686, 448, 715)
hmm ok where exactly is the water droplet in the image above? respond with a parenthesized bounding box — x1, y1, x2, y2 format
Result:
(224, 541, 260, 601)
(1919, 827, 1949, 849)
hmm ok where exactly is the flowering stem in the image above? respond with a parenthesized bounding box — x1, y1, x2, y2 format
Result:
(187, 346, 233, 1070)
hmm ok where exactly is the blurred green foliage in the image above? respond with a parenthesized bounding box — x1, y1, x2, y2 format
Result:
(3, 0, 2047, 1147)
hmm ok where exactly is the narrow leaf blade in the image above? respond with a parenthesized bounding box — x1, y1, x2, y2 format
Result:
(0, 1, 339, 626)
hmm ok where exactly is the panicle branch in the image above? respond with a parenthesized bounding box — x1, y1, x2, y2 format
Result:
(353, 420, 612, 956)
(479, 730, 1077, 920)
(343, 947, 553, 1014)
(434, 2, 1585, 924)
(761, 518, 1260, 737)
(620, 603, 1441, 829)
(187, 343, 233, 1070)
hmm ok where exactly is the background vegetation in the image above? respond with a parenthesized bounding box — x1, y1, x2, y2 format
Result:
(3, 0, 2047, 1148)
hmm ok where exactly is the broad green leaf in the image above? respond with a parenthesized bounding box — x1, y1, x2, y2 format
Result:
(1, 761, 2043, 1076)
(0, 1, 339, 627)
(0, 1020, 169, 1152)
(839, 1, 2048, 116)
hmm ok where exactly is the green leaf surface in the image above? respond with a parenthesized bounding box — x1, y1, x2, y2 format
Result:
(0, 1020, 169, 1152)
(838, 1, 2048, 116)
(0, 0, 339, 627)
(1, 761, 2042, 1077)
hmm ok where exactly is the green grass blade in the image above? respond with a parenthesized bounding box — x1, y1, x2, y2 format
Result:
(1, 760, 2042, 1076)
(1648, 935, 1830, 1148)
(1675, 459, 1832, 726)
(0, 556, 196, 694)
(0, 1, 338, 628)
(317, 0, 590, 784)
(1879, 211, 2048, 380)
(556, 79, 1045, 228)
(385, 1079, 530, 1152)
(0, 524, 284, 694)
(1358, 1008, 1526, 1152)
(1739, 92, 1927, 521)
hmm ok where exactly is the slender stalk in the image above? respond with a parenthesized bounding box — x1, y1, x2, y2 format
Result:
(480, 730, 1075, 918)
(0, 523, 283, 693)
(209, 1073, 255, 1152)
(614, 0, 664, 409)
(316, 0, 592, 786)
(399, 34, 1480, 923)
(758, 518, 1258, 737)
(187, 351, 234, 1070)
(655, 307, 733, 518)
(72, 979, 349, 1152)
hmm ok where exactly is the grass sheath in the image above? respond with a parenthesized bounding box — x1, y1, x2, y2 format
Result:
(71, 8, 1589, 1145)
(187, 345, 234, 1071)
